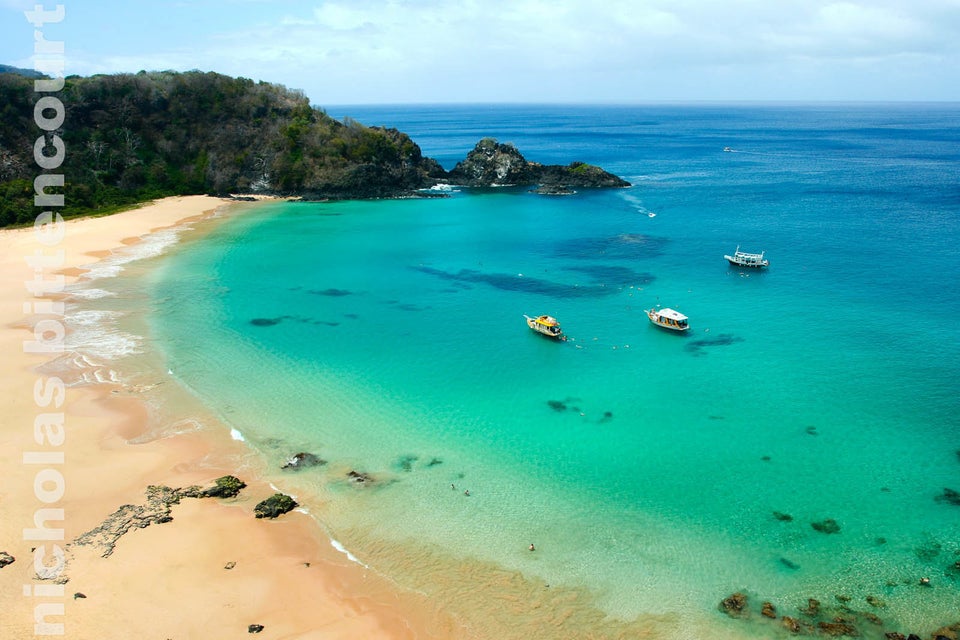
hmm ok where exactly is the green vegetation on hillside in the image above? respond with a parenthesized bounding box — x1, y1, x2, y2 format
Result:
(0, 70, 443, 227)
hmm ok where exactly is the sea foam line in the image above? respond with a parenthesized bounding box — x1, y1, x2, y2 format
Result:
(330, 538, 369, 568)
(78, 225, 189, 281)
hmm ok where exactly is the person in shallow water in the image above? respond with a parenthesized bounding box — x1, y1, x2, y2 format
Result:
(529, 543, 536, 551)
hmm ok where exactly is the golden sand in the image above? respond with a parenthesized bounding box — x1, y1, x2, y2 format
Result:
(0, 196, 455, 639)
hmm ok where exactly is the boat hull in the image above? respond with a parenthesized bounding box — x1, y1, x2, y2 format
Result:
(724, 256, 769, 268)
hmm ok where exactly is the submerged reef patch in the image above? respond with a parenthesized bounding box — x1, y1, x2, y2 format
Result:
(412, 266, 621, 298)
(308, 288, 353, 296)
(717, 588, 960, 640)
(935, 487, 960, 506)
(250, 316, 286, 326)
(552, 233, 668, 260)
(560, 264, 654, 286)
(685, 334, 744, 355)
(394, 454, 419, 472)
(811, 518, 841, 534)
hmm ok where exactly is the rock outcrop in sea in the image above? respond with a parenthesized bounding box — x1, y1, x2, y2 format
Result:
(445, 138, 631, 190)
(281, 452, 326, 470)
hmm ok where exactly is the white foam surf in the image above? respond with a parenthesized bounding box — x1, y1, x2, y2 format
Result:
(330, 538, 369, 568)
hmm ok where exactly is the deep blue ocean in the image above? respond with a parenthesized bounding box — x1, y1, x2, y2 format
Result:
(92, 104, 960, 638)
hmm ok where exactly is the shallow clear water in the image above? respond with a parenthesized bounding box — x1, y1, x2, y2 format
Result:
(81, 105, 960, 637)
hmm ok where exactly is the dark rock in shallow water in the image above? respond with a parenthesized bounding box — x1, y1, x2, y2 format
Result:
(0, 551, 14, 568)
(818, 620, 858, 636)
(773, 511, 794, 522)
(866, 595, 886, 608)
(915, 537, 942, 561)
(802, 598, 821, 617)
(935, 487, 960, 505)
(946, 560, 960, 580)
(254, 493, 298, 519)
(719, 592, 748, 617)
(761, 601, 777, 618)
(782, 616, 802, 633)
(425, 457, 443, 467)
(547, 400, 567, 412)
(779, 557, 800, 570)
(884, 632, 906, 640)
(394, 454, 419, 472)
(201, 475, 247, 499)
(811, 518, 841, 534)
(281, 452, 326, 470)
(250, 317, 283, 327)
(347, 470, 373, 484)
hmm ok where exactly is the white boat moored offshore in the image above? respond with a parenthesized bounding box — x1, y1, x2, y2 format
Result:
(724, 246, 769, 268)
(646, 307, 689, 332)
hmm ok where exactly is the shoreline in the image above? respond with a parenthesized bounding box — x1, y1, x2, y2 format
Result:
(0, 196, 457, 638)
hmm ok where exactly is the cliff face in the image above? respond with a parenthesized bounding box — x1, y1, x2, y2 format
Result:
(446, 138, 630, 190)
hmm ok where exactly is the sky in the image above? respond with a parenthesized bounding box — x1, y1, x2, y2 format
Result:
(1, 0, 959, 105)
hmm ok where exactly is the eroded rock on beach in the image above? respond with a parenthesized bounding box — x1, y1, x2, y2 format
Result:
(74, 485, 185, 558)
(74, 477, 248, 558)
(201, 475, 247, 498)
(254, 493, 298, 519)
(0, 551, 14, 568)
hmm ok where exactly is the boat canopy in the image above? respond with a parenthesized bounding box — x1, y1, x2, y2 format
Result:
(535, 315, 559, 326)
(656, 308, 687, 321)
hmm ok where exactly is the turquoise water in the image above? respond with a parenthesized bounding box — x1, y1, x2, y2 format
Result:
(135, 105, 960, 637)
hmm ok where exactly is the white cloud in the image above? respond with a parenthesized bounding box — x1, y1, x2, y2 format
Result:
(34, 0, 960, 102)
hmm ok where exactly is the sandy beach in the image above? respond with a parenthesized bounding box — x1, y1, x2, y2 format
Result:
(0, 196, 456, 639)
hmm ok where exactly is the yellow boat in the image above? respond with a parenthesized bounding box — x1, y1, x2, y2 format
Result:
(524, 314, 565, 340)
